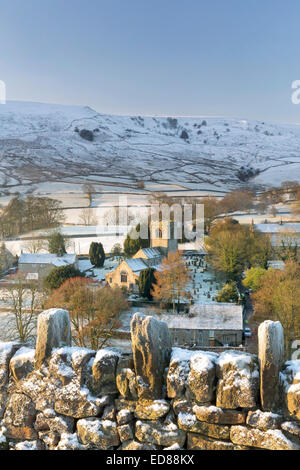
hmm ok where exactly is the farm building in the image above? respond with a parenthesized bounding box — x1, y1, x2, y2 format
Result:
(18, 253, 78, 280)
(156, 303, 243, 348)
(254, 223, 300, 247)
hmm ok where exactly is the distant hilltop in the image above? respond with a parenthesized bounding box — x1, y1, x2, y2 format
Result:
(0, 100, 300, 192)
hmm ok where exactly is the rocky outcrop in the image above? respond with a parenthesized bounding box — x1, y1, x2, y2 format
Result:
(258, 320, 284, 411)
(131, 313, 171, 399)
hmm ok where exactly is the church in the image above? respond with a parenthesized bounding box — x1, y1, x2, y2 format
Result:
(105, 221, 178, 292)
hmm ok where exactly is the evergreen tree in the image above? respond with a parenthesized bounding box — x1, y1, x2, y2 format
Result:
(47, 231, 67, 255)
(139, 268, 156, 300)
(44, 265, 84, 290)
(123, 223, 150, 257)
(89, 242, 105, 267)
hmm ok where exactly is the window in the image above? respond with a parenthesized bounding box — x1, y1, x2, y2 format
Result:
(120, 271, 127, 283)
(197, 331, 203, 345)
(222, 334, 237, 345)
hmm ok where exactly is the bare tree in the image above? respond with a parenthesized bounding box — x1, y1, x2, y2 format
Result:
(79, 208, 97, 226)
(1, 274, 43, 343)
(82, 183, 96, 207)
(22, 238, 46, 254)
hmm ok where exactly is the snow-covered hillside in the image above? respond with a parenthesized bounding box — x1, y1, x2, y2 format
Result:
(0, 100, 300, 192)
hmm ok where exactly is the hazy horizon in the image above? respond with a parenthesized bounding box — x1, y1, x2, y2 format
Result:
(1, 0, 300, 122)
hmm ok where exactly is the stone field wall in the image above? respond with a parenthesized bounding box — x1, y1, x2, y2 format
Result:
(0, 309, 299, 451)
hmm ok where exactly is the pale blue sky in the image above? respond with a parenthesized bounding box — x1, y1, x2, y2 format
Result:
(0, 0, 300, 121)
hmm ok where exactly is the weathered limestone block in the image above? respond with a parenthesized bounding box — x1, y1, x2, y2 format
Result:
(14, 440, 44, 451)
(172, 399, 194, 416)
(102, 404, 116, 421)
(116, 369, 137, 399)
(167, 348, 192, 398)
(35, 309, 71, 368)
(258, 320, 284, 411)
(70, 348, 95, 385)
(194, 405, 246, 424)
(90, 349, 119, 395)
(54, 383, 109, 418)
(10, 347, 35, 382)
(118, 440, 159, 450)
(216, 350, 259, 409)
(35, 411, 74, 435)
(17, 368, 59, 411)
(55, 432, 89, 450)
(0, 341, 22, 388)
(48, 346, 95, 389)
(281, 421, 300, 438)
(116, 353, 137, 399)
(135, 420, 186, 447)
(187, 433, 236, 450)
(115, 398, 137, 412)
(38, 430, 60, 449)
(230, 425, 300, 450)
(280, 360, 300, 421)
(116, 409, 134, 425)
(3, 392, 37, 440)
(178, 411, 230, 440)
(77, 418, 120, 449)
(117, 423, 134, 442)
(48, 349, 75, 386)
(246, 410, 282, 430)
(131, 313, 172, 399)
(135, 399, 170, 420)
(187, 352, 217, 403)
(164, 443, 184, 450)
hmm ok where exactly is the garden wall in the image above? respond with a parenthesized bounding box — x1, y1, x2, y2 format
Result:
(0, 309, 299, 450)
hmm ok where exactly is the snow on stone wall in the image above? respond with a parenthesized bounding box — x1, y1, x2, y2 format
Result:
(0, 312, 299, 451)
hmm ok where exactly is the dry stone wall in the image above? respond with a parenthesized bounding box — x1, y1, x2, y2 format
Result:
(0, 310, 299, 451)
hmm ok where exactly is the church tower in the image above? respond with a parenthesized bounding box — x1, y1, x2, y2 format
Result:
(150, 220, 178, 254)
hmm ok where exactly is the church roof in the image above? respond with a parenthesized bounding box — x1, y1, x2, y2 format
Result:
(139, 247, 161, 258)
(124, 258, 148, 273)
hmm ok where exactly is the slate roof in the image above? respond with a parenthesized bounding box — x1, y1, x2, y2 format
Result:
(157, 303, 243, 331)
(19, 253, 77, 267)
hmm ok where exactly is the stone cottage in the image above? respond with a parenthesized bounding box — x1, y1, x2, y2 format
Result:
(18, 253, 78, 281)
(156, 303, 243, 348)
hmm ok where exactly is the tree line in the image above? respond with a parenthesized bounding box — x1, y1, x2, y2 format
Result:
(0, 195, 64, 239)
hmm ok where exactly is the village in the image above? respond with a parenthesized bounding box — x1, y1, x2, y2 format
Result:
(0, 182, 299, 358)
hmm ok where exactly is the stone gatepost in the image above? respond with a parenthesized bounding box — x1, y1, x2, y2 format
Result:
(35, 308, 72, 368)
(130, 313, 172, 399)
(258, 320, 284, 411)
